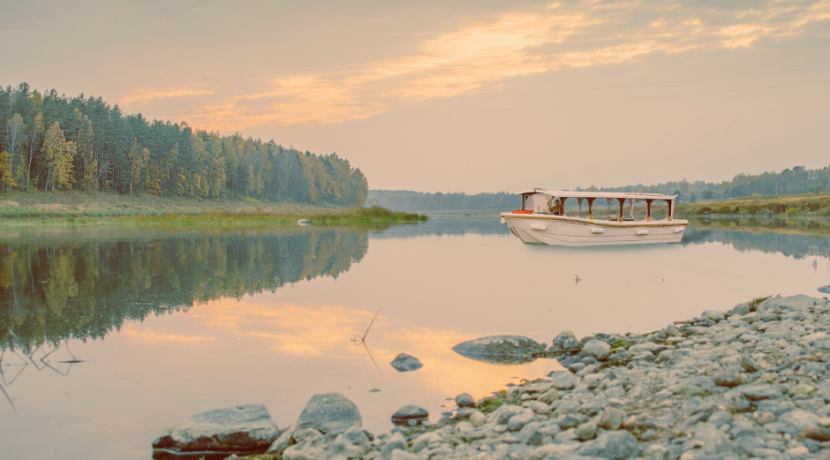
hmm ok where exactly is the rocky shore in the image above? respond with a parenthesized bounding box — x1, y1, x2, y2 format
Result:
(153, 294, 830, 460)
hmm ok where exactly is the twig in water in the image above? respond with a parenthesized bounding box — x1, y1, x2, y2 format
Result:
(352, 307, 382, 367)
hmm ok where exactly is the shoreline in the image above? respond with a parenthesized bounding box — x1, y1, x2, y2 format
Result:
(0, 191, 426, 229)
(153, 294, 830, 460)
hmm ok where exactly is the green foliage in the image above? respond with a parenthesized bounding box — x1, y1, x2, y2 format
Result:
(476, 390, 522, 414)
(0, 82, 368, 206)
(715, 205, 734, 214)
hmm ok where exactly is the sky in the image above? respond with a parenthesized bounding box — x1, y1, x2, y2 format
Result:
(1, 0, 829, 193)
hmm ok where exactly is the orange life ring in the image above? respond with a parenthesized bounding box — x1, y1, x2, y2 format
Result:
(512, 210, 533, 214)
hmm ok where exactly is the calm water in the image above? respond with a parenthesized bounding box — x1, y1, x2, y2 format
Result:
(2, 215, 830, 459)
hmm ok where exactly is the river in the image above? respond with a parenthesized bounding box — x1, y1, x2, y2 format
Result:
(1, 214, 829, 459)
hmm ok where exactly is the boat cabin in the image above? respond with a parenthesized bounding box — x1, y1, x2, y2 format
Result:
(518, 190, 677, 222)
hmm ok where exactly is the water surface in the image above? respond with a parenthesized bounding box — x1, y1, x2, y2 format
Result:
(1, 215, 829, 459)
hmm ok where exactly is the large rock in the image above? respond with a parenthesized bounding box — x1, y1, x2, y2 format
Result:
(553, 331, 577, 349)
(575, 430, 639, 459)
(152, 404, 278, 455)
(391, 405, 429, 426)
(390, 353, 423, 372)
(295, 393, 362, 435)
(757, 294, 825, 311)
(550, 371, 578, 390)
(818, 285, 830, 295)
(581, 340, 611, 361)
(452, 335, 544, 364)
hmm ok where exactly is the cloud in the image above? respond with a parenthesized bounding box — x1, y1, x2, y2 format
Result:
(121, 89, 215, 106)
(121, 0, 830, 128)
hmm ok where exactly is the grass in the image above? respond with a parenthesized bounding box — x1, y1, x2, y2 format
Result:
(0, 190, 426, 228)
(675, 193, 830, 218)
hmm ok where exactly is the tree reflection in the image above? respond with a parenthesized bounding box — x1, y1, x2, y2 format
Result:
(0, 229, 369, 352)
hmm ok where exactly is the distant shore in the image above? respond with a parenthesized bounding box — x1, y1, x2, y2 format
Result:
(675, 194, 830, 220)
(0, 191, 426, 228)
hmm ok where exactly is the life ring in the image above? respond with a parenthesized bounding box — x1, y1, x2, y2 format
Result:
(512, 210, 533, 214)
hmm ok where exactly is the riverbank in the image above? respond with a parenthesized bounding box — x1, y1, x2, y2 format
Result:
(676, 194, 830, 219)
(154, 294, 830, 460)
(0, 191, 426, 228)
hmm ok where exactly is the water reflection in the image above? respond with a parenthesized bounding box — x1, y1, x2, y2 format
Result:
(0, 229, 369, 352)
(682, 227, 830, 260)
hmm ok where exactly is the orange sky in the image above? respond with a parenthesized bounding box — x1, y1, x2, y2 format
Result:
(2, 0, 829, 192)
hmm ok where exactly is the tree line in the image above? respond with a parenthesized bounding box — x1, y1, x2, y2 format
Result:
(591, 164, 830, 202)
(0, 83, 368, 205)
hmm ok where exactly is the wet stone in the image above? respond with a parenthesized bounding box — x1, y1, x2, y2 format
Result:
(390, 353, 423, 372)
(391, 405, 429, 427)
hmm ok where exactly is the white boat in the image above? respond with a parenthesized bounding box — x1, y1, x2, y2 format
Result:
(500, 190, 687, 246)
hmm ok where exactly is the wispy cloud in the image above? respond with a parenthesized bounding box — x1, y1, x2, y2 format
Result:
(121, 0, 830, 128)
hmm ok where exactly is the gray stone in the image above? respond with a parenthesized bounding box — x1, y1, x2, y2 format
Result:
(152, 404, 279, 454)
(707, 411, 733, 428)
(690, 422, 729, 454)
(507, 410, 535, 431)
(818, 285, 830, 295)
(452, 335, 544, 364)
(391, 450, 420, 460)
(599, 408, 625, 430)
(581, 340, 612, 361)
(391, 405, 429, 426)
(550, 371, 578, 390)
(379, 432, 406, 460)
(390, 353, 423, 372)
(758, 294, 823, 311)
(563, 337, 582, 351)
(628, 342, 666, 355)
(731, 302, 751, 316)
(455, 393, 475, 408)
(741, 384, 784, 401)
(296, 393, 361, 435)
(713, 369, 742, 387)
(576, 421, 598, 441)
(575, 430, 639, 460)
(778, 409, 819, 431)
(701, 310, 727, 322)
(554, 331, 577, 349)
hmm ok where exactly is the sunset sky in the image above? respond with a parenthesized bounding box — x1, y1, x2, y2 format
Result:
(2, 0, 829, 193)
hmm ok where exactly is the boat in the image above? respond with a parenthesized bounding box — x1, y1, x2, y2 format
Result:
(500, 190, 687, 246)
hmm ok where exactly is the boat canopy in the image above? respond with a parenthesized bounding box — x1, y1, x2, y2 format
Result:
(518, 190, 677, 201)
(516, 190, 678, 221)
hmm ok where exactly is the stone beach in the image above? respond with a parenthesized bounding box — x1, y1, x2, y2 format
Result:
(154, 294, 830, 460)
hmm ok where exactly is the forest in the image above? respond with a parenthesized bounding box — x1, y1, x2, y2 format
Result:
(0, 83, 368, 205)
(594, 164, 830, 202)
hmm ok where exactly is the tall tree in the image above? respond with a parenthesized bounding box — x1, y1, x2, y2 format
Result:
(5, 113, 24, 187)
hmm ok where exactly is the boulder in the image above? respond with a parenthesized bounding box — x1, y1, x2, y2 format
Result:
(452, 335, 544, 364)
(391, 405, 429, 426)
(757, 294, 825, 311)
(553, 331, 577, 349)
(581, 340, 611, 361)
(152, 404, 278, 455)
(295, 393, 362, 435)
(819, 285, 830, 295)
(390, 353, 423, 372)
(455, 393, 475, 408)
(550, 371, 578, 390)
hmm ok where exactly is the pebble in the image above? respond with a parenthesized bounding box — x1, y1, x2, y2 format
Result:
(242, 295, 830, 460)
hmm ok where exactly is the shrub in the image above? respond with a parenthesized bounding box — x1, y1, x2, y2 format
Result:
(716, 205, 733, 214)
(696, 206, 712, 215)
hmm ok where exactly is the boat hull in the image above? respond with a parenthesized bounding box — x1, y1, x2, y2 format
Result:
(501, 214, 686, 247)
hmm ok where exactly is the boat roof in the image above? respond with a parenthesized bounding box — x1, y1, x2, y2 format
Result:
(519, 190, 677, 200)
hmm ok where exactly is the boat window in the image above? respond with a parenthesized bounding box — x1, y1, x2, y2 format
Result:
(527, 193, 550, 213)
